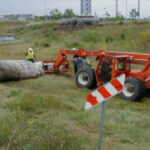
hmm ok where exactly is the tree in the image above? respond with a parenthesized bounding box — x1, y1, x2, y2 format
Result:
(129, 9, 139, 20)
(50, 9, 62, 20)
(49, 8, 76, 20)
(63, 9, 76, 18)
(115, 13, 124, 20)
(105, 12, 124, 21)
(105, 11, 110, 18)
(34, 16, 45, 21)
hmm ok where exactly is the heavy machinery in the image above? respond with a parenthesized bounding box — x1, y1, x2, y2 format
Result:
(43, 49, 150, 101)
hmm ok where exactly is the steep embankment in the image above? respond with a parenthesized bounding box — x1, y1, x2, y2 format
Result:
(0, 21, 150, 150)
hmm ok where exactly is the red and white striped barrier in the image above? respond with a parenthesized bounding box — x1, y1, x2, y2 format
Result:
(85, 74, 125, 110)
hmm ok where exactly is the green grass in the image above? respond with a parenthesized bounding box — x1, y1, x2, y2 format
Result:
(0, 20, 150, 150)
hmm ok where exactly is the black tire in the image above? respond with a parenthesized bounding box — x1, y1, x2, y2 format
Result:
(120, 77, 145, 101)
(75, 68, 96, 89)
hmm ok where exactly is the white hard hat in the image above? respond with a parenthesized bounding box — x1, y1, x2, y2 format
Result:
(29, 48, 33, 51)
(72, 48, 77, 50)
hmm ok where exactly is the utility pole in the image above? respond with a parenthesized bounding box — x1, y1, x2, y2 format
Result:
(138, 0, 140, 19)
(116, 0, 118, 17)
(126, 0, 128, 20)
(44, 0, 47, 21)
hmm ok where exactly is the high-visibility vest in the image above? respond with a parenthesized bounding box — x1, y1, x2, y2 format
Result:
(26, 51, 34, 59)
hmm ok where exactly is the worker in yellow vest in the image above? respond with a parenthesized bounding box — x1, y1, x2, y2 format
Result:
(25, 48, 35, 63)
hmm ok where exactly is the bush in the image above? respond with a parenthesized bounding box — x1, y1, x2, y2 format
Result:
(105, 14, 125, 22)
(105, 36, 113, 43)
(119, 20, 124, 25)
(120, 33, 126, 40)
(45, 33, 50, 37)
(42, 43, 50, 47)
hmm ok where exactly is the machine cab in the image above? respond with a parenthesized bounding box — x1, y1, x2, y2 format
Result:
(112, 56, 131, 78)
(96, 55, 130, 86)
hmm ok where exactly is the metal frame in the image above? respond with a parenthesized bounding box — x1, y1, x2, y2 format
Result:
(42, 49, 150, 88)
(81, 0, 91, 16)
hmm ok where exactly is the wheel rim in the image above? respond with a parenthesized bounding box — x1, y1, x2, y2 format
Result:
(78, 72, 89, 86)
(122, 82, 135, 97)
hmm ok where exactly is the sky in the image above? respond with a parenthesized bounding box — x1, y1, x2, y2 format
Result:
(0, 0, 150, 18)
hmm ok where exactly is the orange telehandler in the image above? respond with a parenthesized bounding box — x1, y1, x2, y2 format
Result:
(43, 49, 150, 101)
